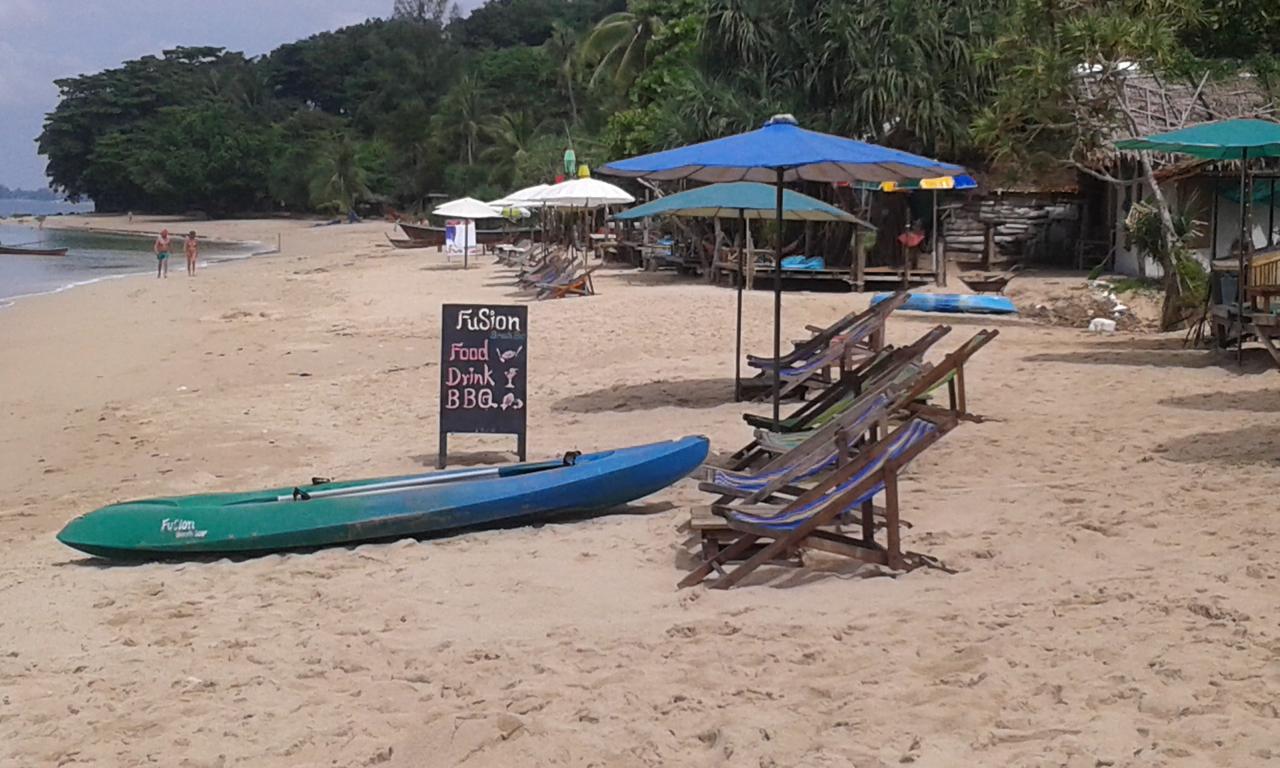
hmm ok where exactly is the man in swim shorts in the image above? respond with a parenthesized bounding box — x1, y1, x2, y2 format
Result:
(154, 228, 171, 278)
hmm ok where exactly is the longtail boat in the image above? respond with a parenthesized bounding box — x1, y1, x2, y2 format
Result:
(0, 244, 68, 256)
(57, 436, 709, 559)
(386, 234, 438, 249)
(399, 221, 543, 245)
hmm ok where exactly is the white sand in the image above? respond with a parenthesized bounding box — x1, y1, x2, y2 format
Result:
(2, 214, 1277, 766)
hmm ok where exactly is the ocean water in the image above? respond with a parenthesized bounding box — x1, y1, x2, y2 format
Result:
(0, 215, 259, 304)
(0, 198, 94, 217)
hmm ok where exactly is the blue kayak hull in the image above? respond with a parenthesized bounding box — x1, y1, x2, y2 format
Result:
(872, 292, 1016, 315)
(58, 436, 709, 559)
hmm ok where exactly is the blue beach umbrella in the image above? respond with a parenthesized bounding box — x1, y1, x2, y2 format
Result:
(600, 114, 965, 423)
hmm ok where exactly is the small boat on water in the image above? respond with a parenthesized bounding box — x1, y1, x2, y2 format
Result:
(57, 436, 710, 559)
(0, 244, 68, 256)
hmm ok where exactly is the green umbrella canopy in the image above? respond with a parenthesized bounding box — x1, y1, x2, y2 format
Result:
(1115, 118, 1280, 160)
(612, 181, 873, 226)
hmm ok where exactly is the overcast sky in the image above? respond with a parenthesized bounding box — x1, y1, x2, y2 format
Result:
(0, 0, 480, 192)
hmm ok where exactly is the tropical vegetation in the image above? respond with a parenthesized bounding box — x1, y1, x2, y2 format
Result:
(35, 0, 1280, 217)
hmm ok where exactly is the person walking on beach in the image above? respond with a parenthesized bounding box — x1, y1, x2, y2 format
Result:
(154, 229, 171, 278)
(184, 231, 199, 276)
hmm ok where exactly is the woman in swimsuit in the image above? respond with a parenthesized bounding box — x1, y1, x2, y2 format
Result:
(185, 231, 199, 276)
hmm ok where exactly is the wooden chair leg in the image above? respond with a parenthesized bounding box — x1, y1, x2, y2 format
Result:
(883, 465, 902, 570)
(710, 507, 841, 589)
(679, 533, 761, 588)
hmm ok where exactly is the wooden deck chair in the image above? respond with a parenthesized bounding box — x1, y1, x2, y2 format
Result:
(743, 325, 951, 433)
(700, 381, 902, 506)
(537, 265, 598, 299)
(738, 297, 909, 401)
(678, 408, 961, 589)
(746, 291, 909, 370)
(517, 255, 568, 288)
(689, 328, 999, 565)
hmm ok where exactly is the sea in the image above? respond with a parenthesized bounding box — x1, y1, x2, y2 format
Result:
(0, 200, 260, 305)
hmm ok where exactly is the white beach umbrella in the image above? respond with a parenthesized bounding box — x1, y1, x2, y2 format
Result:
(491, 184, 551, 207)
(530, 178, 634, 208)
(431, 197, 501, 268)
(432, 197, 502, 219)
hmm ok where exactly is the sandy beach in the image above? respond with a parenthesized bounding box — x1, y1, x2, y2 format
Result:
(3, 214, 1278, 767)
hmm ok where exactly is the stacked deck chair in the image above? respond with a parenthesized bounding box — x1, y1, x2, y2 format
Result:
(684, 329, 998, 585)
(728, 324, 952, 473)
(738, 292, 909, 401)
(515, 252, 570, 289)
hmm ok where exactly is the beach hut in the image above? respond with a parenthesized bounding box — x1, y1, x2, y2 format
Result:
(614, 181, 872, 400)
(1116, 119, 1280, 363)
(600, 114, 965, 423)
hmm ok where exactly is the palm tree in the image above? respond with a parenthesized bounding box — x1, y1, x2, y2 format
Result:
(309, 133, 371, 214)
(481, 111, 545, 187)
(544, 22, 580, 125)
(442, 74, 483, 165)
(580, 11, 659, 89)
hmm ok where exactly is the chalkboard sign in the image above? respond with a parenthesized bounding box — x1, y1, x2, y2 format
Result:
(438, 304, 528, 467)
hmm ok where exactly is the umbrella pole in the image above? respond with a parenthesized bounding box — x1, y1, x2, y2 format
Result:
(735, 207, 745, 402)
(1239, 149, 1249, 365)
(772, 169, 784, 426)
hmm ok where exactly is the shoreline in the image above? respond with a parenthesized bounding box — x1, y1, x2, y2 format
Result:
(0, 216, 272, 307)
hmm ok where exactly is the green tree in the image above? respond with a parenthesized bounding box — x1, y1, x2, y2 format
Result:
(544, 23, 581, 124)
(581, 9, 660, 88)
(309, 133, 373, 213)
(482, 111, 547, 186)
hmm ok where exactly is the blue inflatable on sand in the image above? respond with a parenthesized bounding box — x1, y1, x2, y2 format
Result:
(872, 292, 1016, 315)
(781, 255, 825, 271)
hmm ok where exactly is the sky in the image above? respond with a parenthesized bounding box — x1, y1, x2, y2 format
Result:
(0, 0, 480, 192)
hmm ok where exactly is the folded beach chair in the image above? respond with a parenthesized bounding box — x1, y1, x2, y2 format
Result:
(536, 265, 598, 300)
(679, 407, 961, 589)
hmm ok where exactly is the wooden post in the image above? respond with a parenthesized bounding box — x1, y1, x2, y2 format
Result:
(711, 217, 722, 284)
(1211, 189, 1219, 261)
(983, 222, 995, 271)
(931, 190, 943, 286)
(1270, 178, 1276, 248)
(937, 230, 948, 287)
(745, 219, 756, 291)
(852, 226, 865, 291)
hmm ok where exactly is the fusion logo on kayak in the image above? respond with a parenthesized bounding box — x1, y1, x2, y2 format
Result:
(160, 518, 208, 539)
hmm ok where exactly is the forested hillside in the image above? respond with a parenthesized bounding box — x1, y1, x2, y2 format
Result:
(36, 0, 1280, 214)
